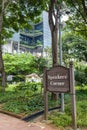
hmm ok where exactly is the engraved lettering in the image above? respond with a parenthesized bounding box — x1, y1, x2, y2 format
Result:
(50, 81, 65, 86)
(48, 75, 67, 80)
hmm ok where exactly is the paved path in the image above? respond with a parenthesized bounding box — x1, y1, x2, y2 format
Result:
(0, 113, 57, 130)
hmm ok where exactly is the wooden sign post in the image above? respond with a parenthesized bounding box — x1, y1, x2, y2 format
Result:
(44, 62, 77, 130)
(70, 62, 77, 130)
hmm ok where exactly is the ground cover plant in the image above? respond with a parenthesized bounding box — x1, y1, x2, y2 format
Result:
(0, 82, 59, 116)
(48, 86, 87, 128)
(0, 82, 87, 128)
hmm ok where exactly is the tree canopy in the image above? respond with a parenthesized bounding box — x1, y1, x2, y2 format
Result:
(65, 0, 87, 38)
(62, 31, 87, 63)
(0, 0, 45, 42)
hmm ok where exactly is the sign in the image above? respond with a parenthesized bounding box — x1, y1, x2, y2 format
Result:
(46, 66, 70, 92)
(44, 62, 77, 130)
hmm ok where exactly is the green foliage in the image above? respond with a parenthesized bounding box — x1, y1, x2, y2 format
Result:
(65, 0, 87, 39)
(0, 0, 46, 43)
(49, 111, 72, 127)
(76, 100, 87, 126)
(2, 95, 44, 114)
(75, 62, 87, 86)
(0, 82, 59, 115)
(0, 82, 41, 104)
(85, 67, 87, 77)
(3, 53, 35, 74)
(3, 53, 47, 77)
(14, 82, 42, 95)
(62, 31, 87, 87)
(76, 87, 87, 100)
(62, 32, 87, 63)
(12, 75, 25, 82)
(0, 81, 43, 114)
(44, 46, 52, 68)
(0, 91, 18, 103)
(75, 71, 86, 85)
(49, 99, 87, 127)
(34, 56, 48, 74)
(48, 87, 87, 127)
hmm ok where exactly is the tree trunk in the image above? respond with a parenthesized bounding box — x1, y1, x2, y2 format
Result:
(51, 30, 58, 100)
(0, 45, 6, 92)
(49, 0, 59, 66)
(51, 28, 58, 67)
(48, 0, 59, 100)
(0, 0, 6, 92)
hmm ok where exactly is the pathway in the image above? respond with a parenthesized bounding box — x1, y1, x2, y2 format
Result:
(0, 113, 58, 130)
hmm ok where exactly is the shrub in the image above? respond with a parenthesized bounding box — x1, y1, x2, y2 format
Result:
(75, 62, 87, 86)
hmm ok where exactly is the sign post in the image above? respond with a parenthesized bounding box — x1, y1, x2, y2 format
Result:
(44, 62, 77, 130)
(44, 68, 48, 120)
(70, 62, 77, 130)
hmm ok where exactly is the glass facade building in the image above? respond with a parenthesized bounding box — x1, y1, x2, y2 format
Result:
(20, 11, 51, 48)
(3, 11, 51, 55)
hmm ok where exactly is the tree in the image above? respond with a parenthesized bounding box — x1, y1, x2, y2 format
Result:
(47, 0, 87, 65)
(48, 0, 64, 100)
(0, 0, 45, 91)
(0, 0, 6, 91)
(48, 0, 59, 66)
(45, 0, 87, 100)
(62, 31, 87, 64)
(65, 0, 87, 38)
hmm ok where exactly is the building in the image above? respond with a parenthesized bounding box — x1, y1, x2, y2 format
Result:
(2, 11, 51, 55)
(20, 11, 51, 48)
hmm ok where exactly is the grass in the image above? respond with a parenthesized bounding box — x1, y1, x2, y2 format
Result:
(48, 86, 87, 128)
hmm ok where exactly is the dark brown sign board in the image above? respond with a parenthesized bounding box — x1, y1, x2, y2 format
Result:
(44, 62, 77, 130)
(46, 66, 70, 92)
